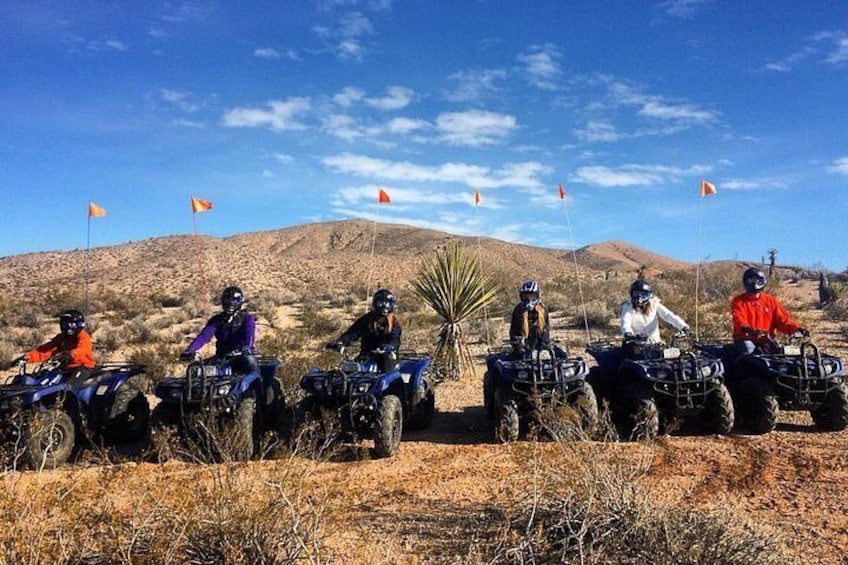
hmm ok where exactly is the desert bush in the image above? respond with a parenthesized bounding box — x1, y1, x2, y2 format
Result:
(577, 299, 614, 331)
(120, 318, 157, 345)
(491, 442, 787, 564)
(129, 343, 181, 389)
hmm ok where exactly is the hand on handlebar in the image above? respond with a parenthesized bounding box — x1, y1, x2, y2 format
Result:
(325, 341, 344, 352)
(179, 350, 201, 362)
(792, 328, 809, 339)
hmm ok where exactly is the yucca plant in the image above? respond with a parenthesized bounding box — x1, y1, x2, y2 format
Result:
(411, 241, 500, 380)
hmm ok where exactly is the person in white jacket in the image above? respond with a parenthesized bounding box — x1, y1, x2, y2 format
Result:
(620, 279, 689, 343)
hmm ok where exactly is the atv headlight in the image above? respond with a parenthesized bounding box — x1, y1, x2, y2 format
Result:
(169, 389, 182, 400)
(96, 385, 110, 396)
(824, 363, 835, 376)
(699, 365, 713, 378)
(517, 370, 529, 380)
(561, 367, 575, 378)
(215, 384, 231, 397)
(355, 381, 370, 394)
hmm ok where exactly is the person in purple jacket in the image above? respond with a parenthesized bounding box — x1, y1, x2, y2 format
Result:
(180, 286, 258, 376)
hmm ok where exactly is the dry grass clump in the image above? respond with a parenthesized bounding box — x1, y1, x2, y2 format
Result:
(490, 443, 788, 564)
(0, 462, 326, 564)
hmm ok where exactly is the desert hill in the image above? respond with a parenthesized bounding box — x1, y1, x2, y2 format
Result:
(0, 220, 695, 300)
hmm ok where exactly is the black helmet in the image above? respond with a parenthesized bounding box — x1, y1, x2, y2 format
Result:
(372, 289, 396, 316)
(59, 309, 86, 336)
(630, 279, 653, 307)
(742, 268, 767, 294)
(519, 280, 541, 310)
(221, 286, 245, 313)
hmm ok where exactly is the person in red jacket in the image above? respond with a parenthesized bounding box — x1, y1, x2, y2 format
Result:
(732, 268, 807, 354)
(20, 309, 96, 385)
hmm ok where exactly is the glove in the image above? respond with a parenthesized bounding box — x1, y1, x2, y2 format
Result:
(679, 326, 691, 336)
(54, 351, 72, 365)
(381, 344, 396, 354)
(179, 350, 200, 362)
(325, 341, 343, 352)
(792, 328, 810, 338)
(623, 332, 636, 341)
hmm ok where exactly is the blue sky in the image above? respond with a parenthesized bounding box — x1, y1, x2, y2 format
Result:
(2, 1, 847, 271)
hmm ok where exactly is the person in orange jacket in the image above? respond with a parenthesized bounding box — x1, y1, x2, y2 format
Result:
(732, 268, 807, 354)
(19, 309, 96, 385)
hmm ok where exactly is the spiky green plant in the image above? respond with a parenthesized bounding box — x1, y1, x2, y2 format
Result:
(411, 241, 500, 379)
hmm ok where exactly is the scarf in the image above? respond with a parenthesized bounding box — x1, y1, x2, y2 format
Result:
(519, 304, 546, 338)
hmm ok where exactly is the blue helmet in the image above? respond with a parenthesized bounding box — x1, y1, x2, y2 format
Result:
(519, 280, 541, 310)
(221, 286, 245, 313)
(742, 268, 767, 294)
(372, 289, 396, 316)
(630, 279, 653, 307)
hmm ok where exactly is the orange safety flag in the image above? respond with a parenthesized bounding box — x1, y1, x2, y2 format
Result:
(474, 189, 481, 205)
(558, 183, 566, 200)
(700, 180, 716, 197)
(88, 201, 106, 217)
(378, 188, 391, 204)
(191, 196, 213, 213)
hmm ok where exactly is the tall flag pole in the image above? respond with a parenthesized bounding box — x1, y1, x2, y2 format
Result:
(559, 183, 592, 342)
(85, 202, 107, 316)
(366, 188, 391, 309)
(473, 189, 491, 347)
(695, 180, 717, 339)
(190, 196, 213, 319)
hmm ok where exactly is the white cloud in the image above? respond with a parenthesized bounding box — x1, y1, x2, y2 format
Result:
(517, 44, 563, 90)
(322, 114, 365, 140)
(386, 117, 428, 134)
(254, 47, 281, 59)
(170, 118, 205, 128)
(435, 109, 517, 146)
(339, 11, 374, 37)
(828, 157, 848, 175)
(573, 163, 711, 187)
(262, 169, 274, 178)
(274, 153, 294, 163)
(638, 100, 717, 123)
(446, 69, 507, 102)
(333, 87, 366, 106)
(721, 178, 788, 190)
(364, 86, 414, 110)
(574, 120, 625, 142)
(322, 153, 550, 189)
(85, 39, 128, 52)
(337, 38, 364, 60)
(221, 97, 311, 131)
(760, 47, 815, 72)
(825, 36, 848, 64)
(158, 88, 203, 113)
(659, 0, 713, 18)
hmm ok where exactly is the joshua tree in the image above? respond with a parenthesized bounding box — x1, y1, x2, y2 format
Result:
(767, 248, 777, 276)
(411, 241, 500, 380)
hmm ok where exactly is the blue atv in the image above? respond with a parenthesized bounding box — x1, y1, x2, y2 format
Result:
(483, 342, 598, 443)
(153, 354, 284, 461)
(0, 358, 149, 469)
(698, 333, 847, 434)
(295, 347, 435, 458)
(587, 332, 732, 439)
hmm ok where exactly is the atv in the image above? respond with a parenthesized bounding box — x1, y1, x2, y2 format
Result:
(152, 354, 284, 461)
(0, 358, 149, 470)
(586, 332, 732, 439)
(483, 342, 598, 443)
(294, 347, 435, 458)
(698, 333, 847, 433)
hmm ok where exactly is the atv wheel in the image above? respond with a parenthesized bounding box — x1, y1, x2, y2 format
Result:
(23, 409, 76, 470)
(223, 397, 259, 461)
(700, 382, 735, 435)
(811, 383, 848, 431)
(105, 384, 150, 443)
(483, 371, 495, 420)
(373, 394, 402, 458)
(572, 383, 599, 433)
(409, 375, 436, 431)
(495, 387, 520, 443)
(263, 377, 287, 433)
(615, 383, 659, 441)
(738, 376, 778, 434)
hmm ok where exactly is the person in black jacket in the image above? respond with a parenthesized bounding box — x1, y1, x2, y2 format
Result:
(327, 289, 402, 371)
(509, 280, 550, 356)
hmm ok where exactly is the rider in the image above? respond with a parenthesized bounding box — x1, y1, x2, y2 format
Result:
(21, 309, 96, 386)
(620, 279, 689, 344)
(327, 289, 401, 372)
(180, 286, 257, 375)
(509, 280, 550, 355)
(732, 268, 806, 354)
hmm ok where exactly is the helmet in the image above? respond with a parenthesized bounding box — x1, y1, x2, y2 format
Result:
(372, 289, 396, 316)
(59, 309, 86, 336)
(221, 286, 245, 313)
(742, 268, 767, 294)
(630, 279, 653, 307)
(519, 280, 541, 310)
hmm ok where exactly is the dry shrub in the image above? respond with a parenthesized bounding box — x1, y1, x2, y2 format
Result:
(0, 462, 326, 564)
(129, 343, 182, 390)
(491, 442, 787, 564)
